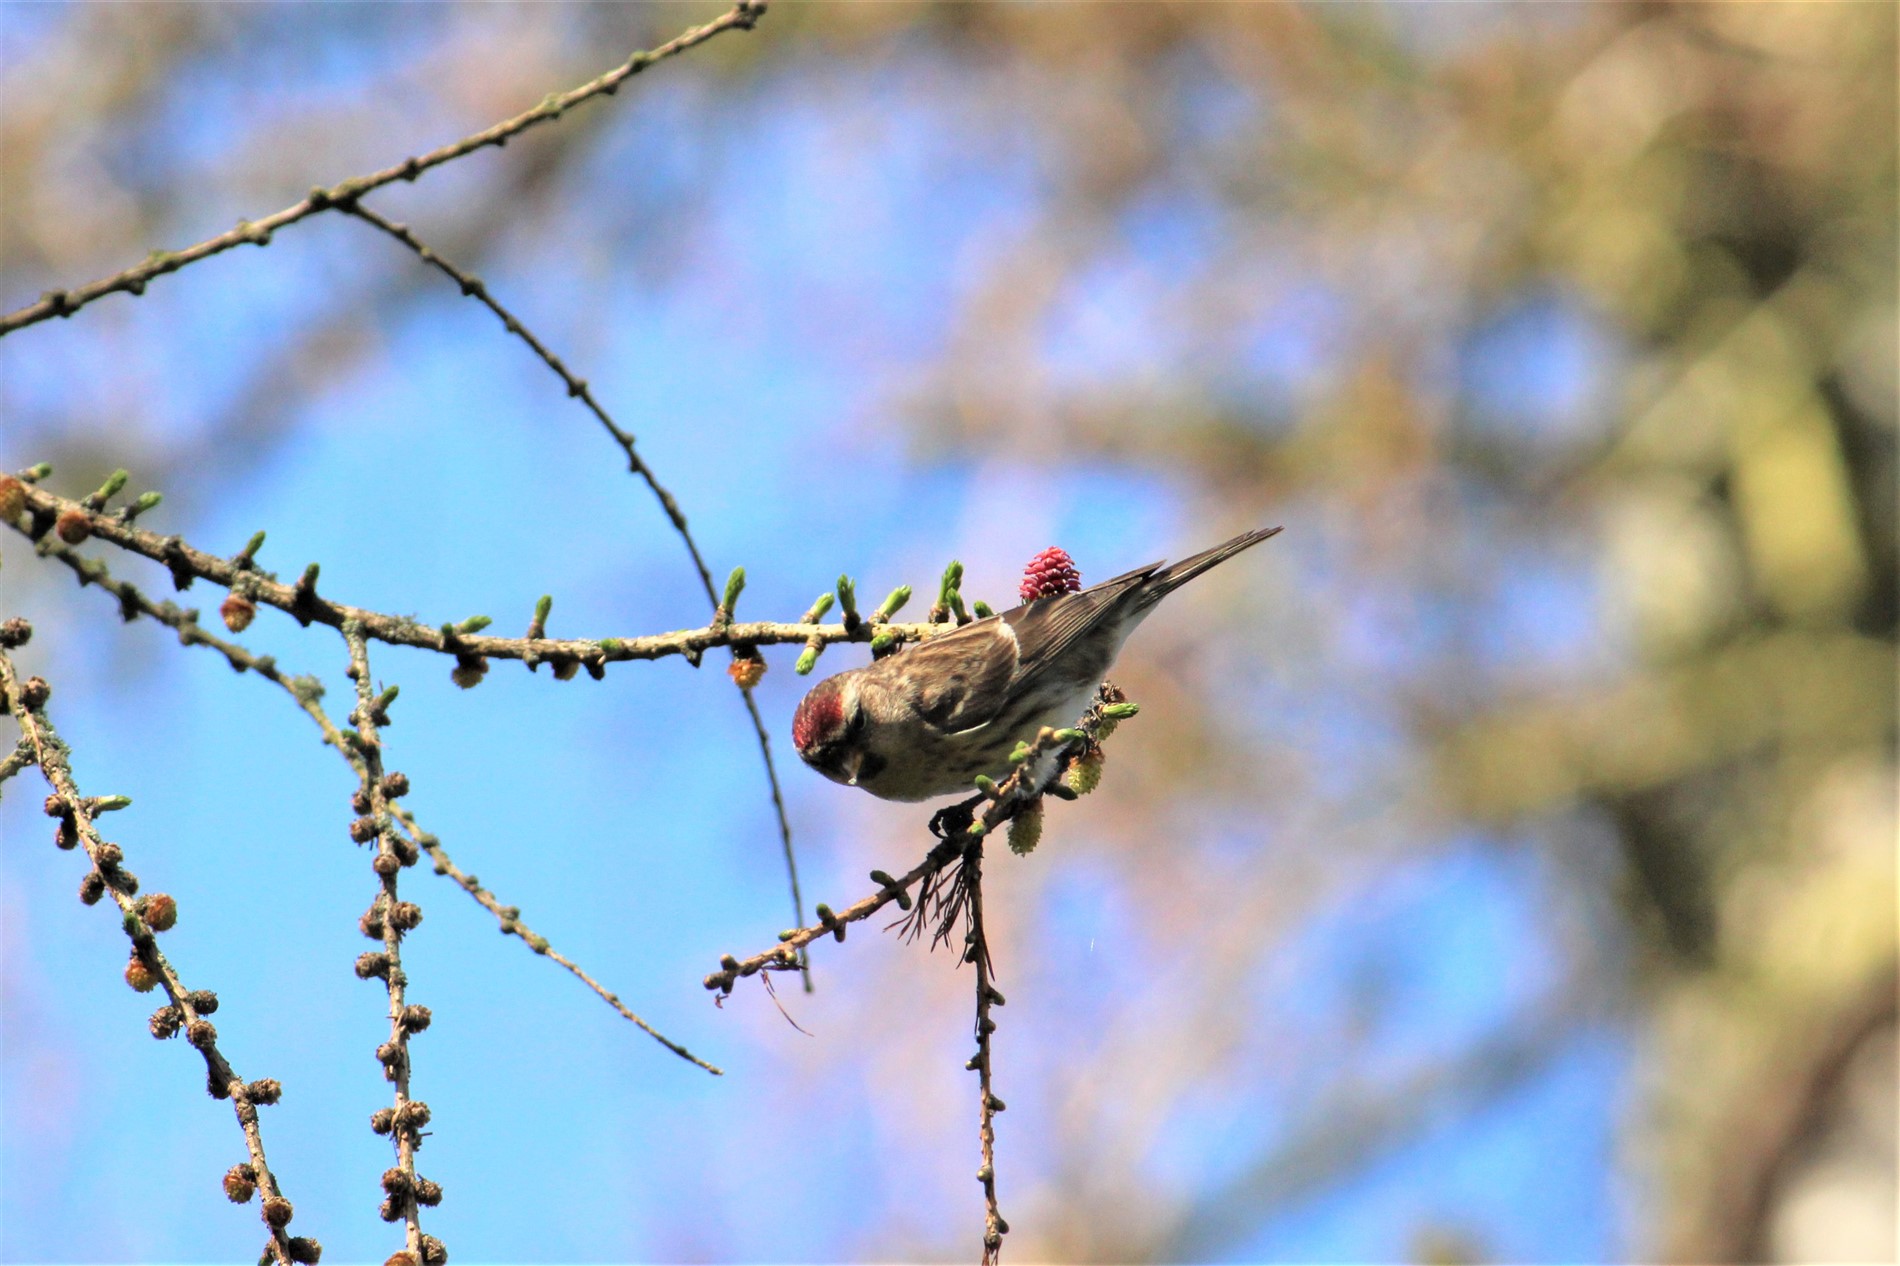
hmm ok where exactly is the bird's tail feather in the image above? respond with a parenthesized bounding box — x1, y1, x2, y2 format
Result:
(1147, 526, 1283, 600)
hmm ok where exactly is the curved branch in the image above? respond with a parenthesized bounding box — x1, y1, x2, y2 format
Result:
(336, 202, 716, 603)
(330, 206, 812, 974)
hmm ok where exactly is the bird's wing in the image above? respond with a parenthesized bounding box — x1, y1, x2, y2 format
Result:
(997, 562, 1162, 701)
(887, 618, 1026, 733)
(1003, 530, 1282, 695)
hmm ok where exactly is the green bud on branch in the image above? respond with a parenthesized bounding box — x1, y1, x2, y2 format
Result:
(721, 566, 746, 616)
(876, 585, 912, 619)
(794, 646, 820, 675)
(457, 615, 491, 634)
(801, 592, 835, 624)
(88, 469, 130, 508)
(972, 600, 995, 619)
(938, 560, 964, 608)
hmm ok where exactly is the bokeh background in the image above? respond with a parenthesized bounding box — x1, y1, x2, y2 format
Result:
(2, 4, 1894, 1262)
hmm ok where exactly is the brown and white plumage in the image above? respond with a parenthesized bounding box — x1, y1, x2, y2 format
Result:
(792, 526, 1282, 801)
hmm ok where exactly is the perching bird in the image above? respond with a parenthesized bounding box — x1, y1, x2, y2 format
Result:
(791, 527, 1282, 801)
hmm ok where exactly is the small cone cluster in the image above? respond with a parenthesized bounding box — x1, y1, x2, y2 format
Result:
(1064, 747, 1105, 796)
(1008, 800, 1044, 855)
(1019, 547, 1081, 602)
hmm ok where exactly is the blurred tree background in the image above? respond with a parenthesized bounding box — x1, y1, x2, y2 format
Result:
(2, 3, 1893, 1263)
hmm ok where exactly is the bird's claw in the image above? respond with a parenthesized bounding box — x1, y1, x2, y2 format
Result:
(929, 797, 981, 840)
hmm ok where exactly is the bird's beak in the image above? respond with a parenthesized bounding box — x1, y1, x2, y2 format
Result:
(842, 750, 863, 787)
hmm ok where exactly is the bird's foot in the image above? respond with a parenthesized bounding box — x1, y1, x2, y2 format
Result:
(928, 796, 981, 841)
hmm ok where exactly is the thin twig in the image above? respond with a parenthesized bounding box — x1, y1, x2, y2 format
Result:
(335, 201, 715, 601)
(704, 836, 964, 991)
(391, 797, 726, 1074)
(341, 625, 434, 1261)
(31, 538, 721, 1073)
(739, 684, 813, 988)
(967, 842, 1007, 1264)
(0, 1, 767, 336)
(1, 649, 305, 1265)
(5, 479, 939, 669)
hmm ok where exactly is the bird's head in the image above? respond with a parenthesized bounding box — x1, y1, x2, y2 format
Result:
(791, 675, 871, 785)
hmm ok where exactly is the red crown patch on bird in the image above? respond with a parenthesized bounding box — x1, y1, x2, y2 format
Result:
(1019, 547, 1081, 602)
(791, 679, 846, 752)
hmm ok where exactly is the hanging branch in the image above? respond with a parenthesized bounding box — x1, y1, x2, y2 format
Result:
(25, 528, 721, 1073)
(0, 1, 767, 336)
(715, 567, 814, 989)
(340, 625, 443, 1266)
(0, 641, 316, 1266)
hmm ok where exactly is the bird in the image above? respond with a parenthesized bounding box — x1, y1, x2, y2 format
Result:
(791, 526, 1282, 802)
